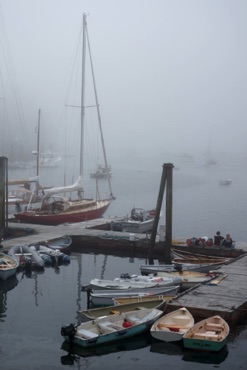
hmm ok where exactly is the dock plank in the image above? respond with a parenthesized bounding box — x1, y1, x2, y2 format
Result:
(167, 254, 247, 324)
(2, 219, 158, 258)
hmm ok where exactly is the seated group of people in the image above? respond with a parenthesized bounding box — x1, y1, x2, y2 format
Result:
(214, 231, 234, 248)
(186, 231, 234, 248)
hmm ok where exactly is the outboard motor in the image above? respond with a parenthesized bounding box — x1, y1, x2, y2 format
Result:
(61, 355, 75, 366)
(120, 273, 131, 279)
(61, 323, 76, 339)
(25, 258, 32, 277)
(15, 201, 22, 213)
(174, 263, 183, 272)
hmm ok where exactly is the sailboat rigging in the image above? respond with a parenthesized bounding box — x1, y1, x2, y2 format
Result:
(205, 133, 217, 166)
(7, 109, 43, 216)
(15, 14, 114, 225)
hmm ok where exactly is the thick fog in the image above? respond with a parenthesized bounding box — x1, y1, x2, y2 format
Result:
(1, 0, 247, 170)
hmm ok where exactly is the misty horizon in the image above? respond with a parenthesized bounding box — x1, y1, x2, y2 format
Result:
(1, 0, 247, 176)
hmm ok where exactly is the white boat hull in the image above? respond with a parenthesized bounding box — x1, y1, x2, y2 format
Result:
(0, 253, 19, 281)
(121, 219, 154, 233)
(90, 286, 180, 306)
(150, 307, 194, 342)
(61, 308, 163, 348)
(90, 275, 181, 290)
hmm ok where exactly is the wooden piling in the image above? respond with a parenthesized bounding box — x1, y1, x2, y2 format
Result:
(148, 163, 174, 263)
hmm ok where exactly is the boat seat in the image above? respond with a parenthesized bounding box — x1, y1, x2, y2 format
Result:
(126, 310, 157, 325)
(157, 324, 183, 331)
(192, 331, 220, 340)
(97, 322, 122, 334)
(108, 323, 125, 330)
(77, 328, 99, 339)
(125, 315, 143, 325)
(205, 323, 224, 330)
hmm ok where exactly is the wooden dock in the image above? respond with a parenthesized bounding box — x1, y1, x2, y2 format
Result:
(166, 253, 247, 325)
(2, 219, 162, 258)
(2, 219, 247, 325)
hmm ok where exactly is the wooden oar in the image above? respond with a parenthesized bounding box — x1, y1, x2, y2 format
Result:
(207, 274, 228, 285)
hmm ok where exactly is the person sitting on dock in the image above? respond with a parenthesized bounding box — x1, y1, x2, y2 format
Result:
(222, 233, 234, 248)
(206, 238, 213, 246)
(214, 231, 224, 246)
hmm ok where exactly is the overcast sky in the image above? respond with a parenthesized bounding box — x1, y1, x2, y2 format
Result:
(1, 0, 247, 168)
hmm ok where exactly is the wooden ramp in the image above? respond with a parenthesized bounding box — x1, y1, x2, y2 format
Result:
(166, 254, 247, 324)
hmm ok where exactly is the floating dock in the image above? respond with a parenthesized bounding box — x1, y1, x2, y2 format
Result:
(166, 253, 247, 325)
(2, 219, 247, 325)
(2, 219, 162, 258)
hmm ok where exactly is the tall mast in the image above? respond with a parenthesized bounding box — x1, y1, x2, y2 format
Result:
(86, 19, 114, 197)
(80, 13, 87, 178)
(36, 108, 41, 178)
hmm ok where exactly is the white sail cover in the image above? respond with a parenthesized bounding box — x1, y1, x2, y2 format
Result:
(43, 176, 83, 197)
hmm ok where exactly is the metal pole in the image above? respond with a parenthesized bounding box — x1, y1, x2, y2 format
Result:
(36, 109, 41, 178)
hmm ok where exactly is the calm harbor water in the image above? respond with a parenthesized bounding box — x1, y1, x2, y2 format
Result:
(1, 157, 247, 369)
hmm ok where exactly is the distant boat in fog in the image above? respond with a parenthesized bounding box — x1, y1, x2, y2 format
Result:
(32, 150, 62, 168)
(219, 179, 232, 185)
(205, 134, 217, 166)
(90, 164, 112, 179)
(205, 158, 217, 166)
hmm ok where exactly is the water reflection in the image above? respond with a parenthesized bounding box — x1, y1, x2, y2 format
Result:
(0, 275, 18, 293)
(150, 339, 228, 365)
(60, 332, 152, 364)
(150, 340, 183, 356)
(182, 345, 229, 364)
(18, 269, 45, 306)
(0, 275, 18, 322)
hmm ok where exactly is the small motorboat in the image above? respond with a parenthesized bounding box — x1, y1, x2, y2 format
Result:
(61, 308, 163, 348)
(90, 164, 112, 179)
(111, 207, 159, 233)
(89, 285, 180, 307)
(90, 274, 181, 290)
(0, 253, 19, 280)
(183, 315, 229, 352)
(61, 331, 150, 359)
(219, 179, 232, 185)
(150, 307, 194, 342)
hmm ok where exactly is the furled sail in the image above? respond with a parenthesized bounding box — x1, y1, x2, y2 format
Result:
(43, 176, 83, 196)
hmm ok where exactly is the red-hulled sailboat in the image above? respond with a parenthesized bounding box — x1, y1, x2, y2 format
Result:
(15, 14, 114, 226)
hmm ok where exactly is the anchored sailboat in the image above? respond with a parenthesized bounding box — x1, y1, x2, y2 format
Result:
(15, 14, 114, 225)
